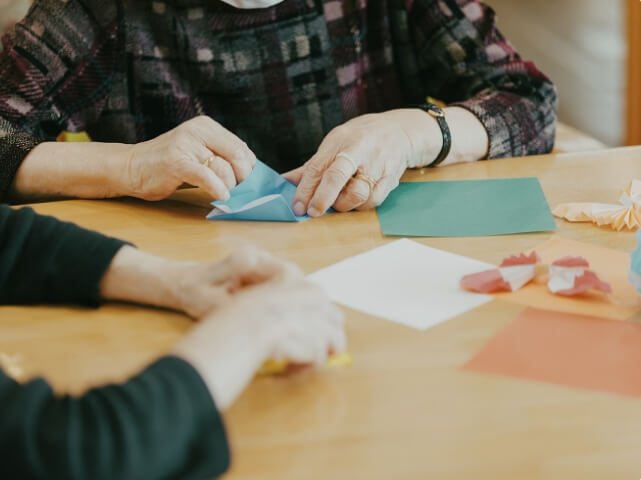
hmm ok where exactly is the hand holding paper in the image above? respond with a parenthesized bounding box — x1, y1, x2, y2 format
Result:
(207, 160, 309, 222)
(553, 179, 641, 231)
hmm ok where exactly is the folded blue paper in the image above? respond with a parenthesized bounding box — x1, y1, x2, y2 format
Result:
(207, 160, 308, 222)
(630, 230, 641, 293)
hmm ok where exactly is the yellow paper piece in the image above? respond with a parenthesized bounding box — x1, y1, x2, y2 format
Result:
(57, 131, 91, 142)
(493, 237, 641, 320)
(552, 179, 641, 231)
(258, 352, 353, 376)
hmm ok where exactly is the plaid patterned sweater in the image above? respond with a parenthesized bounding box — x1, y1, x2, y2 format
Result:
(0, 0, 557, 200)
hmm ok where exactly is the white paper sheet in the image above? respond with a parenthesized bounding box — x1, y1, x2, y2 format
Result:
(309, 238, 494, 330)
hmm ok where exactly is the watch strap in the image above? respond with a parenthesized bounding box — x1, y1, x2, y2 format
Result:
(412, 103, 452, 167)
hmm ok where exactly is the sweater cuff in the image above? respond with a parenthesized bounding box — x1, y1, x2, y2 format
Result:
(0, 119, 44, 201)
(452, 89, 555, 159)
(48, 223, 129, 305)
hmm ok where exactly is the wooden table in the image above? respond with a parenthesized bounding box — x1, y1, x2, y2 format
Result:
(2, 147, 641, 479)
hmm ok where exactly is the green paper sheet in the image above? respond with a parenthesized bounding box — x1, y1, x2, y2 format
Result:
(376, 177, 556, 237)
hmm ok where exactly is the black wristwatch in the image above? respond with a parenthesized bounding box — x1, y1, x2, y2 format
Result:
(413, 103, 452, 167)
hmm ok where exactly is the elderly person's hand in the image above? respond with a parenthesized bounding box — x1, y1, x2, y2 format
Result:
(172, 277, 346, 410)
(284, 107, 487, 216)
(283, 109, 437, 216)
(126, 115, 257, 201)
(167, 246, 303, 319)
(101, 242, 346, 411)
(11, 115, 258, 202)
(100, 245, 300, 319)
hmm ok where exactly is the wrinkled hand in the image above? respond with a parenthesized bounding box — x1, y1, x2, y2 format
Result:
(172, 276, 346, 410)
(125, 115, 256, 201)
(284, 109, 441, 216)
(169, 246, 301, 319)
(100, 245, 299, 320)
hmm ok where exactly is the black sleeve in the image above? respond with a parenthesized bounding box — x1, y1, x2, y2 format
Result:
(0, 204, 127, 305)
(0, 356, 230, 480)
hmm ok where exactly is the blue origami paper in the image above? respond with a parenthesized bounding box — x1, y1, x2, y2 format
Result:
(206, 160, 309, 222)
(629, 230, 641, 293)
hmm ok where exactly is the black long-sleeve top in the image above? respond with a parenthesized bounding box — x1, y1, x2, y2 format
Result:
(0, 205, 230, 479)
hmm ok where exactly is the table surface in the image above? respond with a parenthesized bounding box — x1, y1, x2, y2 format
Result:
(2, 147, 641, 480)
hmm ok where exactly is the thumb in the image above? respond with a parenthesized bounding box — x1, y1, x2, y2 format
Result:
(207, 247, 301, 289)
(179, 159, 230, 201)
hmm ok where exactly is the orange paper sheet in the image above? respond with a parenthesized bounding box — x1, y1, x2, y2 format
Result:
(493, 237, 640, 320)
(463, 307, 641, 397)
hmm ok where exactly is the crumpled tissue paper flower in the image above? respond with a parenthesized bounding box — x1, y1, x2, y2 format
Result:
(461, 251, 612, 296)
(553, 179, 641, 231)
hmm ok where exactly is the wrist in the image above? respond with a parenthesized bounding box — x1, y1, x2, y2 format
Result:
(11, 141, 136, 200)
(172, 310, 269, 410)
(392, 106, 489, 169)
(387, 109, 443, 168)
(108, 143, 138, 197)
(100, 246, 187, 310)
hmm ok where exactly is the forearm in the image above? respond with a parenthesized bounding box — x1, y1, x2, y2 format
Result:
(99, 246, 193, 312)
(1, 206, 199, 311)
(8, 141, 133, 202)
(172, 313, 267, 412)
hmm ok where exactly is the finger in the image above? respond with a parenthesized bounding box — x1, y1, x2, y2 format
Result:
(208, 155, 237, 190)
(239, 257, 301, 286)
(305, 151, 362, 217)
(232, 246, 303, 282)
(212, 247, 303, 288)
(282, 363, 312, 376)
(356, 167, 402, 211)
(332, 176, 371, 212)
(282, 166, 305, 185)
(313, 336, 330, 367)
(291, 320, 329, 368)
(179, 159, 230, 200)
(326, 311, 347, 354)
(327, 304, 345, 329)
(190, 116, 257, 183)
(292, 138, 340, 216)
(274, 337, 314, 365)
(355, 182, 387, 211)
(314, 308, 345, 366)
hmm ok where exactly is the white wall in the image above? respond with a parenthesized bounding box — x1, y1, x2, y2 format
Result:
(487, 0, 626, 146)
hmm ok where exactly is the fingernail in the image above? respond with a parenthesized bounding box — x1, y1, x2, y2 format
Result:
(293, 201, 305, 216)
(222, 190, 230, 201)
(308, 206, 322, 217)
